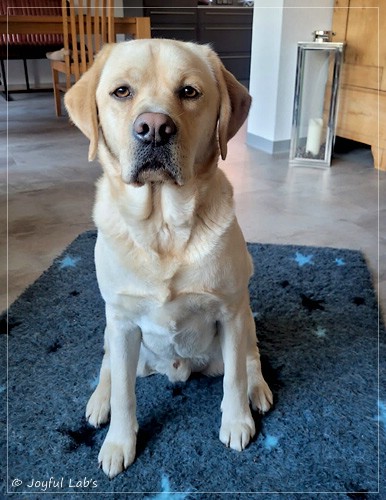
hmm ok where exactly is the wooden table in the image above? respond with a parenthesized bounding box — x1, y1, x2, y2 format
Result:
(0, 15, 151, 39)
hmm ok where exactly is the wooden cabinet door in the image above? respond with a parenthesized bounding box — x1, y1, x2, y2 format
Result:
(332, 0, 386, 169)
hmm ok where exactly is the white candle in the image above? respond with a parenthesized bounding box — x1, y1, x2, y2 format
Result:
(306, 118, 323, 156)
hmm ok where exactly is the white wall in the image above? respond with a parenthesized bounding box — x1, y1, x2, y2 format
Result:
(247, 0, 334, 153)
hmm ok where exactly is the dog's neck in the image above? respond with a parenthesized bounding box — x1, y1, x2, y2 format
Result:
(131, 181, 197, 256)
(94, 166, 234, 260)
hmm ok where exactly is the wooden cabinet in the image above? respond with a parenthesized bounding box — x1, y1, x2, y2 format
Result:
(332, 0, 386, 170)
(143, 2, 253, 85)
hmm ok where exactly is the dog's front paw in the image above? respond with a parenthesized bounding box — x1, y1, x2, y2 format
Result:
(219, 413, 256, 451)
(98, 431, 137, 478)
(249, 379, 273, 414)
(86, 386, 111, 428)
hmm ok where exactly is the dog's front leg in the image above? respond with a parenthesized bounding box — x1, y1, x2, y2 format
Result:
(219, 306, 256, 452)
(98, 305, 141, 479)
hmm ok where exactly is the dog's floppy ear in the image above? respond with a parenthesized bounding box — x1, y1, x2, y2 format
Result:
(206, 48, 252, 160)
(218, 68, 252, 160)
(64, 44, 114, 161)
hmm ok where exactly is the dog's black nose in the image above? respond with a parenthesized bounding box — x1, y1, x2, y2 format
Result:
(133, 113, 176, 146)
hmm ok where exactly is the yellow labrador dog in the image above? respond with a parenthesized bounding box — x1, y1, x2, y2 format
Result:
(65, 39, 272, 479)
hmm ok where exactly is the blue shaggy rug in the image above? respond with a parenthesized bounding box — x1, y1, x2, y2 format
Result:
(1, 230, 385, 499)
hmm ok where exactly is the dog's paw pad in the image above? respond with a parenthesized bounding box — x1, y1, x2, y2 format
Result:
(249, 380, 273, 414)
(86, 389, 110, 427)
(98, 436, 136, 479)
(219, 417, 256, 451)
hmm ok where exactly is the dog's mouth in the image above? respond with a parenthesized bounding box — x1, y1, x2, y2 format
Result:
(131, 161, 181, 186)
(127, 146, 182, 187)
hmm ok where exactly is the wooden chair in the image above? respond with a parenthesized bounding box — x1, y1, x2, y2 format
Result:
(50, 0, 114, 116)
(50, 0, 151, 116)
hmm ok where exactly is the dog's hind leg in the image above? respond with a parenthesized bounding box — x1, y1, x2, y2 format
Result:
(86, 330, 111, 427)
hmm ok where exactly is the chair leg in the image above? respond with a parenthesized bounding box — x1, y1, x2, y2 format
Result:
(22, 59, 30, 91)
(0, 59, 11, 101)
(51, 66, 62, 117)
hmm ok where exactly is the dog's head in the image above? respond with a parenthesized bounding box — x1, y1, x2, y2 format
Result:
(65, 39, 251, 186)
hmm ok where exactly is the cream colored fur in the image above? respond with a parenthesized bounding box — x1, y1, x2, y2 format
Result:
(65, 39, 272, 479)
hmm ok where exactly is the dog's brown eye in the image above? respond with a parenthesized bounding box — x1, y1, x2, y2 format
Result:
(179, 86, 200, 99)
(112, 86, 132, 99)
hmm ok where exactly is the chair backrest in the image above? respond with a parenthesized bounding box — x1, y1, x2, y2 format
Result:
(62, 0, 115, 83)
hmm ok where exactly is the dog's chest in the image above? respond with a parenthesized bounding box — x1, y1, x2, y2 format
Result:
(96, 233, 225, 360)
(137, 293, 220, 359)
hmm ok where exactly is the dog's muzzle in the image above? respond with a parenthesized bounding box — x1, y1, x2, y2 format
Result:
(134, 112, 176, 146)
(129, 112, 181, 186)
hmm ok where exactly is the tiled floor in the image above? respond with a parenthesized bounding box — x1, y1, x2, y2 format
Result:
(1, 92, 385, 315)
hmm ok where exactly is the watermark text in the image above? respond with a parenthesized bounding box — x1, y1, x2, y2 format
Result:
(11, 476, 98, 491)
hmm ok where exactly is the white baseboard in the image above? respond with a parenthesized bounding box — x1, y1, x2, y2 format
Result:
(247, 132, 291, 154)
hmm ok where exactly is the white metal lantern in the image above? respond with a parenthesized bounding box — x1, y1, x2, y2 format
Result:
(289, 33, 345, 167)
